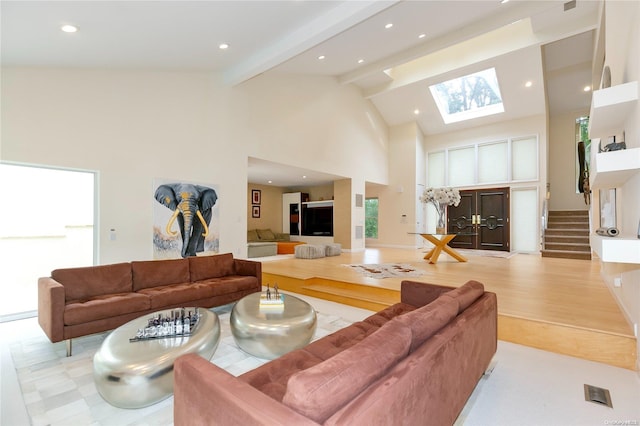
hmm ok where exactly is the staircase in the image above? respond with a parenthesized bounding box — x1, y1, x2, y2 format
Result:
(542, 210, 592, 260)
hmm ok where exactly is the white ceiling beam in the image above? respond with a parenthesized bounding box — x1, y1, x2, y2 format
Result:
(223, 0, 400, 86)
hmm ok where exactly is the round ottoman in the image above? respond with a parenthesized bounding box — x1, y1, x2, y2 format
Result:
(294, 244, 326, 259)
(325, 243, 342, 256)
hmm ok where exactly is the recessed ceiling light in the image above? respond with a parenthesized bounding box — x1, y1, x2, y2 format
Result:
(385, 23, 393, 29)
(501, 0, 510, 4)
(302, 175, 307, 179)
(583, 85, 592, 92)
(414, 109, 420, 115)
(219, 43, 229, 50)
(268, 180, 273, 184)
(318, 55, 325, 60)
(525, 81, 533, 88)
(358, 59, 364, 64)
(418, 33, 426, 39)
(61, 25, 78, 33)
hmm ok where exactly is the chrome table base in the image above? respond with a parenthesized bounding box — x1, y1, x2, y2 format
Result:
(93, 308, 220, 408)
(230, 292, 317, 360)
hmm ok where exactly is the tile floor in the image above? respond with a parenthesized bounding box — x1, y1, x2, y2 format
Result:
(1, 293, 639, 426)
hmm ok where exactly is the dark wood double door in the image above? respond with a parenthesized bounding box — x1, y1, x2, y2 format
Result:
(448, 187, 510, 251)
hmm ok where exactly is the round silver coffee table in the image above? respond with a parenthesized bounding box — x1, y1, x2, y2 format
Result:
(93, 308, 220, 408)
(230, 292, 317, 359)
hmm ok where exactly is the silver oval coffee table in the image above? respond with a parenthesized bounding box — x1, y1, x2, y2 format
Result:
(93, 308, 220, 408)
(230, 292, 317, 359)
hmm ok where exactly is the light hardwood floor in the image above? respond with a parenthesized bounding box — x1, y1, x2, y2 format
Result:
(261, 247, 637, 370)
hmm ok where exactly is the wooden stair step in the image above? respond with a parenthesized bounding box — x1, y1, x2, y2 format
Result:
(548, 210, 589, 216)
(301, 284, 395, 308)
(545, 229, 589, 237)
(544, 236, 589, 244)
(544, 242, 591, 252)
(541, 250, 592, 260)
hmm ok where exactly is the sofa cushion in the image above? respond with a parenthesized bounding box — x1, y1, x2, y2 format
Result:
(304, 321, 378, 360)
(395, 296, 459, 352)
(256, 229, 276, 240)
(443, 280, 485, 314)
(64, 292, 150, 325)
(362, 302, 416, 327)
(247, 229, 259, 242)
(52, 263, 132, 302)
(240, 348, 324, 402)
(137, 282, 216, 309)
(282, 319, 412, 423)
(189, 253, 235, 282)
(131, 258, 190, 291)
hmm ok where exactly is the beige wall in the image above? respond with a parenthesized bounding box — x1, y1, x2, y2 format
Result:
(1, 68, 389, 261)
(247, 184, 284, 233)
(548, 108, 590, 211)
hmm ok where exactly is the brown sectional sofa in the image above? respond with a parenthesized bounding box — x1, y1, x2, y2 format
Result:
(174, 279, 497, 426)
(38, 253, 261, 355)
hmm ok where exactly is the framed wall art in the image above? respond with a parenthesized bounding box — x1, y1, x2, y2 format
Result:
(252, 189, 261, 205)
(252, 205, 261, 218)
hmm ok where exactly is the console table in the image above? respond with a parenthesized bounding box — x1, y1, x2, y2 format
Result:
(418, 234, 468, 264)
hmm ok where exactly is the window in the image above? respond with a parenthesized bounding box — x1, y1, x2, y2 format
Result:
(576, 116, 590, 193)
(0, 163, 95, 320)
(429, 68, 504, 124)
(365, 198, 379, 239)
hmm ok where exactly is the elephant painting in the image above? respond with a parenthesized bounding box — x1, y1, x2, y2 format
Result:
(154, 183, 218, 258)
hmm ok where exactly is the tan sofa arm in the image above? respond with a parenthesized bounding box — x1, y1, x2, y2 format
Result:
(400, 280, 455, 307)
(38, 277, 66, 343)
(174, 354, 319, 426)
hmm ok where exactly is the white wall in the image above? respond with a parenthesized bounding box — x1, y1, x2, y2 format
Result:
(1, 68, 389, 263)
(598, 0, 640, 369)
(548, 108, 591, 211)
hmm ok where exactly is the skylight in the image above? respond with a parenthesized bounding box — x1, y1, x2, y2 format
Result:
(429, 68, 504, 124)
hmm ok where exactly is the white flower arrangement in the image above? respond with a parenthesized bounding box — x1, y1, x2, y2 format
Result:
(419, 187, 461, 208)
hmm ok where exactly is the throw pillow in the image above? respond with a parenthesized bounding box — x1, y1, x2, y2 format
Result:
(256, 228, 276, 240)
(247, 229, 259, 242)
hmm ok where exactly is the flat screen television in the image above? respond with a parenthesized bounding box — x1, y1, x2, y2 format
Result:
(302, 205, 333, 236)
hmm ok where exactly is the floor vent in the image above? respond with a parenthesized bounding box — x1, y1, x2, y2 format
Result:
(584, 384, 613, 408)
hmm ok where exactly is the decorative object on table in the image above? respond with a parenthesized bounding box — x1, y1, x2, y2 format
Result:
(343, 263, 428, 279)
(595, 227, 619, 237)
(419, 187, 461, 234)
(260, 283, 284, 306)
(131, 308, 201, 342)
(599, 135, 626, 152)
(599, 188, 616, 231)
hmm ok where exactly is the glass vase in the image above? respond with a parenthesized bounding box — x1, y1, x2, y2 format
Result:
(436, 203, 447, 234)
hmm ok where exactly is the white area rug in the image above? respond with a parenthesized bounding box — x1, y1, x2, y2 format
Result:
(343, 263, 428, 279)
(9, 305, 354, 426)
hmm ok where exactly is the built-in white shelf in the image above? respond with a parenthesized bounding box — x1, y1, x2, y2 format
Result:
(589, 81, 638, 138)
(589, 146, 640, 188)
(590, 233, 640, 264)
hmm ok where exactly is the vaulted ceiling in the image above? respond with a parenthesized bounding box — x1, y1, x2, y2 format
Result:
(1, 0, 599, 186)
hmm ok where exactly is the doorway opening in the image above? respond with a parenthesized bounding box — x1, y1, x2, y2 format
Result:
(0, 162, 97, 321)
